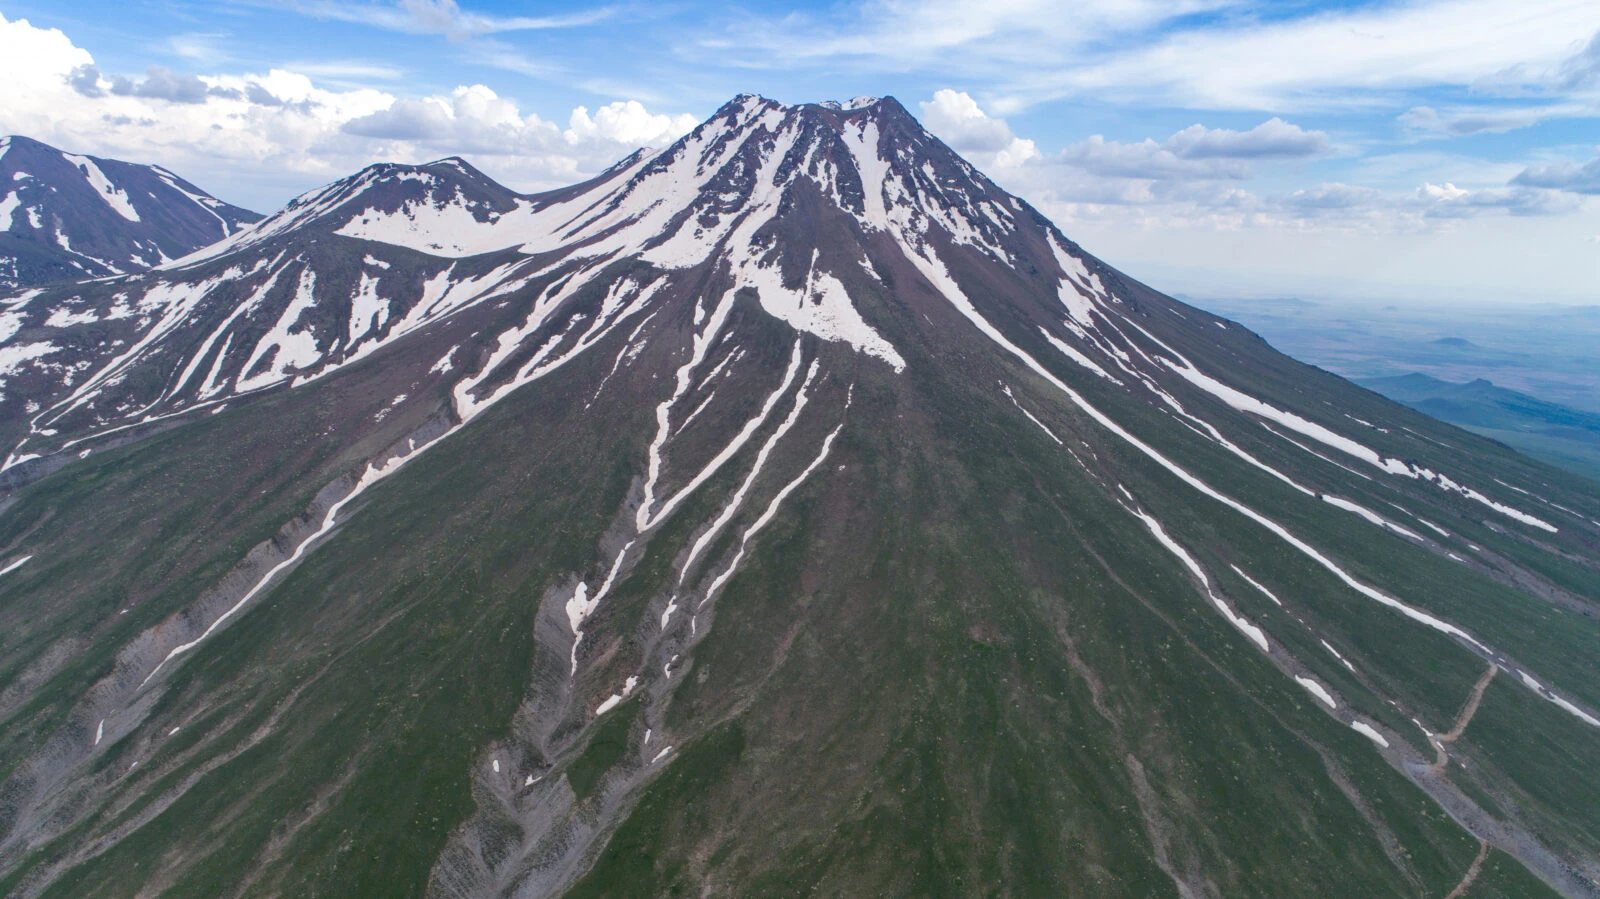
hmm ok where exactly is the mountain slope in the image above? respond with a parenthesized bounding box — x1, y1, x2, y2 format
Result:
(0, 96, 1596, 898)
(0, 136, 261, 289)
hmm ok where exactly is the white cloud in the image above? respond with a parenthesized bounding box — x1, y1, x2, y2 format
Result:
(922, 94, 1331, 196)
(0, 13, 692, 212)
(566, 101, 699, 147)
(986, 156, 1579, 242)
(1404, 181, 1577, 217)
(1056, 134, 1249, 180)
(917, 90, 1036, 166)
(1039, 118, 1329, 181)
(0, 13, 93, 101)
(1418, 182, 1470, 202)
(1165, 118, 1330, 159)
(940, 97, 1574, 233)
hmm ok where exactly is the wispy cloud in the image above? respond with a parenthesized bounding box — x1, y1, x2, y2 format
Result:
(465, 37, 568, 80)
(696, 0, 1600, 114)
(274, 0, 616, 40)
(1398, 104, 1586, 137)
(286, 60, 407, 81)
(1556, 31, 1600, 89)
(702, 0, 1234, 73)
(1016, 0, 1600, 111)
(164, 32, 230, 64)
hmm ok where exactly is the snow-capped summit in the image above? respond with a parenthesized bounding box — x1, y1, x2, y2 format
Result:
(820, 95, 884, 111)
(0, 136, 261, 289)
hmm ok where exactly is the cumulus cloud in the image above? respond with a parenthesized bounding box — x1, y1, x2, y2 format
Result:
(1512, 152, 1600, 195)
(340, 88, 697, 164)
(919, 90, 1038, 166)
(245, 83, 286, 106)
(566, 101, 699, 147)
(66, 63, 104, 98)
(341, 84, 526, 142)
(0, 12, 693, 212)
(107, 66, 217, 104)
(1164, 118, 1329, 159)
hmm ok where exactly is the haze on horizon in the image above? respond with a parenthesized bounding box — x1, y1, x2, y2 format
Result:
(1, 0, 1597, 305)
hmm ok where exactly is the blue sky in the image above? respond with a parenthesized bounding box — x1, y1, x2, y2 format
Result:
(2, 0, 1597, 304)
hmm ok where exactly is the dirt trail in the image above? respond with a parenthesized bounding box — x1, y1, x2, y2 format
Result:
(1444, 838, 1490, 899)
(1430, 664, 1498, 773)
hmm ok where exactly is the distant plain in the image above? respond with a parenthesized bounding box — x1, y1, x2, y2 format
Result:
(1191, 297, 1600, 484)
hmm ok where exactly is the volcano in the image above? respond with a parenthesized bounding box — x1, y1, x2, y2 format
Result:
(0, 95, 1597, 898)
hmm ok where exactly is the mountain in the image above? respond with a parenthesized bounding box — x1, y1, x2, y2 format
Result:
(0, 95, 1597, 898)
(0, 136, 261, 289)
(1362, 372, 1600, 483)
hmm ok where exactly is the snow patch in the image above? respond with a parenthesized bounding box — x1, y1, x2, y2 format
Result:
(1131, 508, 1269, 653)
(1351, 721, 1389, 747)
(1229, 565, 1283, 607)
(64, 153, 140, 221)
(1295, 676, 1337, 709)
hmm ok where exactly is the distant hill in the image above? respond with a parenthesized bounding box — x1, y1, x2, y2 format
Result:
(0, 135, 261, 289)
(1362, 372, 1600, 482)
(1432, 337, 1475, 348)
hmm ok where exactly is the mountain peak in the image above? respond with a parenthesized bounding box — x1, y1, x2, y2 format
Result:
(838, 95, 886, 110)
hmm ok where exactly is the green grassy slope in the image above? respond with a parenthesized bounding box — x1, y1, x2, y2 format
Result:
(1, 284, 1593, 895)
